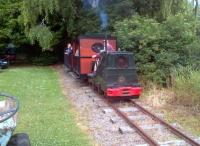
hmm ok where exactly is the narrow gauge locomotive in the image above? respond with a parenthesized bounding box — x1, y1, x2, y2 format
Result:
(64, 34, 142, 98)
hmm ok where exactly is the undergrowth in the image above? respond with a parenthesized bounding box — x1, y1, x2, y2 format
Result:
(172, 66, 200, 108)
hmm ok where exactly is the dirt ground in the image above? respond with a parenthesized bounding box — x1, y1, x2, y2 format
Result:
(141, 87, 200, 136)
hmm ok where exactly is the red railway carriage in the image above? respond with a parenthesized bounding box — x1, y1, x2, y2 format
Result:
(65, 34, 117, 78)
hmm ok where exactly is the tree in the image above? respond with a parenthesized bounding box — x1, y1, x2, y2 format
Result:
(193, 0, 199, 17)
(76, 0, 136, 34)
(0, 0, 26, 50)
(114, 13, 199, 84)
(132, 0, 188, 21)
(21, 0, 77, 50)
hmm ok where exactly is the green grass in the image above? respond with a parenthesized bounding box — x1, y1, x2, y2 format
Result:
(172, 66, 200, 107)
(0, 66, 91, 146)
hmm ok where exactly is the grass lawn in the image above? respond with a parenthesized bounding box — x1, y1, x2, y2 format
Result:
(0, 66, 91, 146)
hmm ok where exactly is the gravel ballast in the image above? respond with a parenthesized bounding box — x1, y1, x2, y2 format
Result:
(55, 65, 200, 146)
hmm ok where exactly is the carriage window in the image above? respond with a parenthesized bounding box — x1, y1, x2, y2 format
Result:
(116, 56, 128, 68)
(91, 43, 104, 53)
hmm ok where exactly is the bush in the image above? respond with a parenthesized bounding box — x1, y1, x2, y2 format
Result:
(114, 14, 199, 85)
(31, 51, 58, 66)
(185, 40, 200, 68)
(114, 15, 166, 84)
(172, 66, 200, 107)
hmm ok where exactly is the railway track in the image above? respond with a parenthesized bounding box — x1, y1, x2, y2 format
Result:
(105, 99, 200, 146)
(67, 70, 200, 146)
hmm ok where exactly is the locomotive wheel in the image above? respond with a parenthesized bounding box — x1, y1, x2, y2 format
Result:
(7, 133, 31, 146)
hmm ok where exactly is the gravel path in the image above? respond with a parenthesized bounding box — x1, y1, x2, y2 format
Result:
(54, 65, 200, 146)
(55, 65, 146, 146)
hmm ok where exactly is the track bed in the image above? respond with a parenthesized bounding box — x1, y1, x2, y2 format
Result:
(58, 65, 200, 146)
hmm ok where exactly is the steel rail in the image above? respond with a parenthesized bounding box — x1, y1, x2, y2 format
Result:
(130, 100, 200, 146)
(106, 100, 159, 146)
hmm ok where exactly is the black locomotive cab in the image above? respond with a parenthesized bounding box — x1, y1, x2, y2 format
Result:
(90, 51, 142, 98)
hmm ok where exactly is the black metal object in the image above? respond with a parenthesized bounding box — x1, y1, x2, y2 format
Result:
(0, 93, 19, 123)
(91, 51, 140, 91)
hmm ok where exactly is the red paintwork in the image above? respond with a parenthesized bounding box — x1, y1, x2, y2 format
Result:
(65, 36, 117, 75)
(78, 38, 117, 74)
(106, 87, 142, 97)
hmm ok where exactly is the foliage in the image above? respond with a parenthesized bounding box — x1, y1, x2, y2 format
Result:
(161, 13, 198, 65)
(31, 51, 58, 66)
(185, 40, 200, 68)
(0, 67, 91, 146)
(28, 26, 54, 49)
(106, 0, 136, 31)
(114, 14, 199, 84)
(172, 66, 200, 107)
(132, 0, 190, 21)
(74, 0, 136, 35)
(76, 9, 100, 34)
(21, 0, 77, 50)
(0, 0, 196, 50)
(161, 0, 192, 20)
(0, 0, 27, 50)
(114, 15, 163, 83)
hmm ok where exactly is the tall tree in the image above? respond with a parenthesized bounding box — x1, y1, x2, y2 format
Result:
(0, 0, 26, 50)
(76, 0, 136, 34)
(132, 0, 188, 21)
(21, 0, 77, 50)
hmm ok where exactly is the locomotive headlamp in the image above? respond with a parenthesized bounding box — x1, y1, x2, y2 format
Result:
(118, 75, 126, 84)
